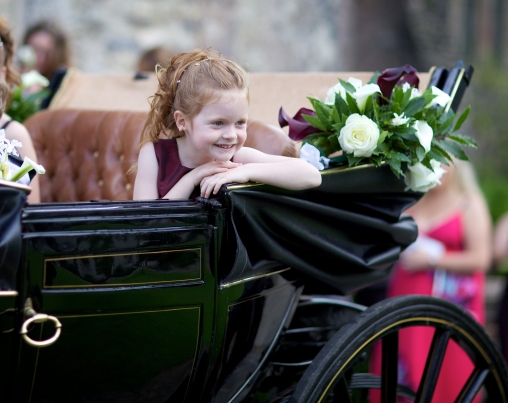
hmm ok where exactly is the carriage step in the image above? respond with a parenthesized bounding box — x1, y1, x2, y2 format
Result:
(349, 373, 416, 400)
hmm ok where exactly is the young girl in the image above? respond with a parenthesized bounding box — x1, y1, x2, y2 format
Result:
(1, 15, 41, 202)
(133, 48, 321, 200)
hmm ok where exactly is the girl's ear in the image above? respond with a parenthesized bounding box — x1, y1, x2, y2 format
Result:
(174, 110, 188, 133)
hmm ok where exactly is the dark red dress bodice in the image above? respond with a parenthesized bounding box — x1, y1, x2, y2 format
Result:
(153, 138, 194, 199)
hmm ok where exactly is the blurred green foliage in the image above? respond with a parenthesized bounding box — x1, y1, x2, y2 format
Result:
(6, 87, 49, 123)
(467, 62, 508, 224)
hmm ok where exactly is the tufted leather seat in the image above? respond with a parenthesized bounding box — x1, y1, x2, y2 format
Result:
(24, 108, 297, 203)
(25, 109, 145, 202)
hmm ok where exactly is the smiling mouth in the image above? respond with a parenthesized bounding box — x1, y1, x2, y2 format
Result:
(215, 144, 235, 149)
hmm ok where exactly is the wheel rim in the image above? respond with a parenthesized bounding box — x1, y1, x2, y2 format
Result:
(291, 296, 508, 403)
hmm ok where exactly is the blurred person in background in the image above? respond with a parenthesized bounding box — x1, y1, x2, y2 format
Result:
(19, 20, 71, 108)
(0, 15, 40, 202)
(137, 46, 173, 73)
(493, 211, 508, 364)
(384, 160, 492, 403)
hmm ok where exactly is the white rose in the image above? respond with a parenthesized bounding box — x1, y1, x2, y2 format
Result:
(426, 86, 452, 108)
(353, 84, 381, 112)
(324, 77, 362, 105)
(21, 70, 49, 89)
(413, 120, 433, 153)
(404, 160, 446, 192)
(339, 114, 380, 158)
(391, 112, 410, 127)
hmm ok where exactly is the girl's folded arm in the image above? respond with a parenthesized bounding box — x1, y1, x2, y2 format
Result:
(133, 143, 160, 200)
(233, 147, 322, 190)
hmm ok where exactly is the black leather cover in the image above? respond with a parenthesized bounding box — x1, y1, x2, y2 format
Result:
(223, 164, 422, 295)
(0, 184, 27, 290)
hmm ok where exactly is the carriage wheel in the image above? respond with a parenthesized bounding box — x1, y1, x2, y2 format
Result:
(289, 295, 508, 403)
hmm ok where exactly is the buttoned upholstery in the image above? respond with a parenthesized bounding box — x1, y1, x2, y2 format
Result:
(25, 109, 146, 202)
(24, 108, 297, 203)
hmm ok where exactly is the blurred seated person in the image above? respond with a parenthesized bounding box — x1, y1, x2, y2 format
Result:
(19, 20, 70, 108)
(137, 46, 173, 73)
(494, 211, 508, 364)
(0, 15, 40, 202)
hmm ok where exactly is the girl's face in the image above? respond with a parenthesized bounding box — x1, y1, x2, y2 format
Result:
(176, 88, 248, 163)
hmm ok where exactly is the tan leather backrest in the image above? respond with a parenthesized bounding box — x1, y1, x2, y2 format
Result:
(25, 109, 145, 202)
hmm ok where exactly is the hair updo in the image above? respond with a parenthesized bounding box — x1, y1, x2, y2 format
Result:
(140, 48, 249, 148)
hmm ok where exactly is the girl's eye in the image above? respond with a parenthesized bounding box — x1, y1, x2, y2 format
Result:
(213, 121, 223, 127)
(236, 120, 246, 126)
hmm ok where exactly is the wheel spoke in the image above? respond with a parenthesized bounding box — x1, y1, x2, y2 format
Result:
(415, 328, 451, 403)
(333, 376, 353, 403)
(454, 368, 489, 403)
(381, 331, 399, 403)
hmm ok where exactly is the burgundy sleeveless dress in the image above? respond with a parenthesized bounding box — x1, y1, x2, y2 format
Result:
(153, 138, 196, 199)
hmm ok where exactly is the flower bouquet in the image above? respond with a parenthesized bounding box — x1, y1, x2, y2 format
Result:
(279, 65, 476, 192)
(6, 70, 50, 123)
(0, 129, 45, 184)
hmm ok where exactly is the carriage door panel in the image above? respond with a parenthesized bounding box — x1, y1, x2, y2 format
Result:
(15, 203, 216, 403)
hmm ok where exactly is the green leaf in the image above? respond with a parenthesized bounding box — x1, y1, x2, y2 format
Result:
(331, 106, 341, 124)
(388, 151, 411, 163)
(453, 106, 470, 131)
(310, 99, 333, 130)
(415, 145, 426, 162)
(346, 92, 360, 114)
(447, 134, 478, 148)
(437, 113, 456, 134)
(387, 158, 404, 178)
(339, 79, 357, 93)
(346, 152, 363, 167)
(335, 94, 350, 117)
(378, 130, 390, 145)
(403, 97, 427, 117)
(327, 133, 341, 151)
(302, 114, 328, 132)
(434, 139, 469, 161)
(428, 148, 451, 166)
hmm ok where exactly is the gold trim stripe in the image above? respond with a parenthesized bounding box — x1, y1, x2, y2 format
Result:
(43, 247, 202, 289)
(318, 316, 505, 402)
(220, 268, 290, 289)
(0, 291, 18, 297)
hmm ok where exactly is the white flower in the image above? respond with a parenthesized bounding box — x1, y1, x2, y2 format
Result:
(402, 82, 421, 100)
(427, 86, 452, 109)
(353, 83, 381, 112)
(299, 143, 329, 171)
(325, 77, 362, 105)
(404, 160, 446, 192)
(21, 70, 49, 89)
(391, 113, 410, 127)
(8, 156, 45, 182)
(339, 114, 380, 158)
(413, 120, 433, 153)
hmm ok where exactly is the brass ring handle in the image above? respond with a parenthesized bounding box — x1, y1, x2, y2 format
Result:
(20, 313, 62, 348)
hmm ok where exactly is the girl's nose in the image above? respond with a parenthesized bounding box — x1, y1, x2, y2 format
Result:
(222, 125, 237, 139)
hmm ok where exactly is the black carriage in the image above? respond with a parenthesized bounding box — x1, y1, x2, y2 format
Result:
(1, 160, 507, 403)
(2, 60, 508, 402)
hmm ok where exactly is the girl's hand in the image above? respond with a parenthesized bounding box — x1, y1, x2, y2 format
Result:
(190, 161, 242, 187)
(200, 165, 250, 198)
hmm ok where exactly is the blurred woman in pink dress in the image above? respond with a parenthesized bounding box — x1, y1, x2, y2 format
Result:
(387, 160, 492, 402)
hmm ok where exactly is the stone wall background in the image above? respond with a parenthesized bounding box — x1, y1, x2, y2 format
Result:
(1, 0, 504, 74)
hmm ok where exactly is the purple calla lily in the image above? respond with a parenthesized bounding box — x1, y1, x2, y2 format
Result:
(278, 107, 320, 141)
(377, 64, 419, 101)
